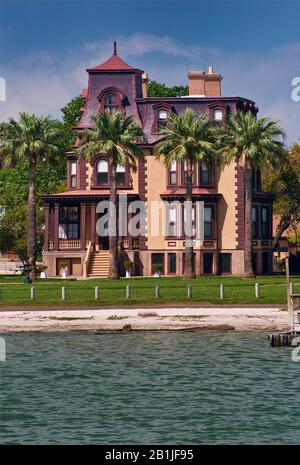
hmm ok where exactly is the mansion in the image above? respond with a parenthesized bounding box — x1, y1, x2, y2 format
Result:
(42, 45, 273, 277)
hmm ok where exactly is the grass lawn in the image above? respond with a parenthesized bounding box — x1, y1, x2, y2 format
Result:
(0, 275, 297, 307)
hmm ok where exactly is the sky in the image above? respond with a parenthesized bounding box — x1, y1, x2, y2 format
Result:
(0, 0, 300, 144)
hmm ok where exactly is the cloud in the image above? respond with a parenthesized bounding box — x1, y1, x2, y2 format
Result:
(0, 33, 299, 144)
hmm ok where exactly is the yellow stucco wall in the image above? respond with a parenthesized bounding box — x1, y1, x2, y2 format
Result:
(215, 160, 237, 250)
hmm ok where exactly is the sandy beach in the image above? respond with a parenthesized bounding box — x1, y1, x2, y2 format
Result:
(0, 306, 290, 333)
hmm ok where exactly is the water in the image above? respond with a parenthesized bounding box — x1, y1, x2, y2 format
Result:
(0, 331, 300, 444)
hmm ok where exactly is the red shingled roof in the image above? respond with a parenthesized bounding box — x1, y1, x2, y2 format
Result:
(87, 53, 143, 73)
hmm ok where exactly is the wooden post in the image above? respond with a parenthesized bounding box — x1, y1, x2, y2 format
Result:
(54, 203, 60, 251)
(220, 284, 224, 299)
(95, 286, 99, 300)
(155, 286, 160, 298)
(126, 285, 130, 299)
(62, 287, 66, 301)
(31, 287, 35, 300)
(187, 285, 192, 299)
(255, 283, 260, 299)
(289, 282, 293, 296)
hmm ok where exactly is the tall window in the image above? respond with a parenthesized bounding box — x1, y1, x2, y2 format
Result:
(261, 206, 271, 239)
(183, 204, 196, 238)
(199, 160, 214, 186)
(252, 169, 261, 191)
(158, 110, 168, 129)
(167, 205, 178, 237)
(169, 161, 177, 185)
(116, 164, 125, 185)
(204, 205, 215, 238)
(104, 92, 119, 113)
(70, 161, 77, 188)
(182, 160, 194, 185)
(97, 160, 108, 185)
(59, 206, 79, 239)
(252, 205, 259, 239)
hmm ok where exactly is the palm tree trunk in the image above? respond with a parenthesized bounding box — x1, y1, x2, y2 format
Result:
(109, 162, 119, 279)
(27, 153, 37, 281)
(244, 162, 255, 278)
(184, 157, 195, 279)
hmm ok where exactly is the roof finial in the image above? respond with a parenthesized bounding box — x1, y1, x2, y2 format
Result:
(113, 41, 117, 55)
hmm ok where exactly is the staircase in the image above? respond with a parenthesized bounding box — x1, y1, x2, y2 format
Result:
(88, 251, 110, 277)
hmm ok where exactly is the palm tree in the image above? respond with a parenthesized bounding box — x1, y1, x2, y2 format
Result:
(76, 111, 145, 279)
(156, 109, 215, 279)
(216, 110, 285, 277)
(0, 112, 62, 281)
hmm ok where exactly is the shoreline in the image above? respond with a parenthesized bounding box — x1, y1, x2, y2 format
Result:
(0, 306, 289, 333)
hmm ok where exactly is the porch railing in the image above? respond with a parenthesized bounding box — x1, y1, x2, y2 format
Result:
(59, 240, 82, 250)
(83, 241, 94, 278)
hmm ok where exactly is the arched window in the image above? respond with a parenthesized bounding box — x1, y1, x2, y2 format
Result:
(158, 110, 168, 129)
(213, 109, 223, 122)
(116, 164, 125, 185)
(103, 92, 119, 113)
(97, 160, 108, 185)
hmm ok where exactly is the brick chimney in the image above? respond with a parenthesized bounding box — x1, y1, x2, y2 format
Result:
(142, 72, 149, 98)
(188, 66, 222, 97)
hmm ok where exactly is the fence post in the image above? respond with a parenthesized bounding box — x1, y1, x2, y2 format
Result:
(95, 286, 99, 300)
(126, 285, 130, 299)
(62, 287, 66, 301)
(220, 284, 224, 299)
(187, 285, 192, 299)
(289, 282, 293, 296)
(255, 283, 260, 299)
(31, 287, 35, 300)
(155, 286, 160, 298)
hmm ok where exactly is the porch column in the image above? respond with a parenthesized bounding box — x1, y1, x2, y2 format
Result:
(44, 203, 50, 251)
(91, 203, 96, 245)
(54, 203, 60, 251)
(80, 203, 87, 250)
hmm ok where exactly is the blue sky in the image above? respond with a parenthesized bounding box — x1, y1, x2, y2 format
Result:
(0, 0, 300, 143)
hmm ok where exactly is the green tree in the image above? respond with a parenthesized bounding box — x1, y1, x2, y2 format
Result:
(263, 144, 300, 261)
(76, 111, 145, 279)
(217, 111, 286, 277)
(156, 109, 215, 278)
(0, 205, 44, 264)
(148, 80, 189, 97)
(0, 113, 63, 280)
(59, 95, 84, 151)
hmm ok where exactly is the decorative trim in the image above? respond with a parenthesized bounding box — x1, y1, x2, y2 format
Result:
(235, 162, 245, 250)
(138, 156, 148, 250)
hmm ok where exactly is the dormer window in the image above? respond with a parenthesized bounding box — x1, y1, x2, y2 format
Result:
(116, 164, 126, 185)
(97, 160, 108, 185)
(104, 92, 119, 113)
(158, 110, 168, 129)
(169, 161, 177, 185)
(152, 103, 174, 134)
(213, 109, 223, 122)
(70, 161, 77, 188)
